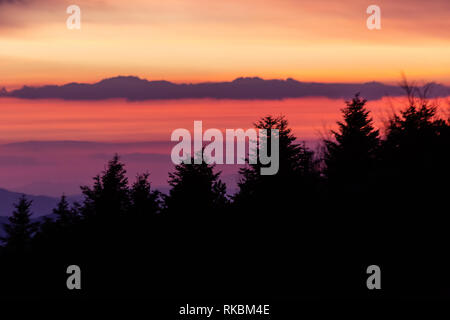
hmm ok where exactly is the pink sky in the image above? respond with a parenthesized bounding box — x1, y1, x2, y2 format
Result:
(2, 95, 446, 196)
(0, 96, 408, 144)
(1, 0, 449, 196)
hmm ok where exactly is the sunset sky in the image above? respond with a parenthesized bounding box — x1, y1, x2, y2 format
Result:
(1, 0, 449, 88)
(0, 0, 449, 196)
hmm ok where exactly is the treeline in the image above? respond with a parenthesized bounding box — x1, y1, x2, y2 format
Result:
(0, 88, 449, 299)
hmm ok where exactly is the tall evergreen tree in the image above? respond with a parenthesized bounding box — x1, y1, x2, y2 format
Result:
(52, 194, 80, 227)
(80, 154, 130, 219)
(381, 79, 450, 193)
(165, 154, 228, 219)
(324, 94, 380, 186)
(382, 99, 449, 200)
(384, 104, 447, 163)
(231, 116, 320, 296)
(234, 115, 318, 214)
(130, 173, 162, 217)
(0, 195, 39, 251)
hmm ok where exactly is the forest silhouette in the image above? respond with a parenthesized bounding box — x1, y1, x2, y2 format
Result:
(0, 83, 449, 299)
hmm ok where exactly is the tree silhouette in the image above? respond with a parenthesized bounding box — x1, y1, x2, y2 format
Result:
(80, 154, 130, 219)
(130, 173, 162, 218)
(165, 153, 228, 219)
(53, 195, 80, 227)
(38, 195, 80, 240)
(373, 82, 450, 296)
(381, 95, 450, 209)
(0, 195, 39, 252)
(0, 105, 449, 299)
(231, 115, 321, 296)
(234, 115, 318, 215)
(379, 80, 449, 198)
(384, 104, 447, 164)
(324, 94, 380, 187)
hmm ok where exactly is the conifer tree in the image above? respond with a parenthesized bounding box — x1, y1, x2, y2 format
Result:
(234, 115, 318, 212)
(51, 195, 80, 227)
(0, 195, 39, 251)
(130, 173, 162, 217)
(324, 94, 380, 185)
(382, 97, 449, 195)
(80, 154, 130, 218)
(165, 154, 228, 218)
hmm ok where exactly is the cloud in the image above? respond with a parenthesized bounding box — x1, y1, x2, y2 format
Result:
(0, 155, 40, 165)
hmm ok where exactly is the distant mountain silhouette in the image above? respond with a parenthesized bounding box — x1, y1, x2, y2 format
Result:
(2, 76, 449, 101)
(0, 188, 81, 217)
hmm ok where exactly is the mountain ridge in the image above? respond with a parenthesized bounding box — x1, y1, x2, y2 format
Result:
(2, 76, 449, 101)
(0, 188, 82, 217)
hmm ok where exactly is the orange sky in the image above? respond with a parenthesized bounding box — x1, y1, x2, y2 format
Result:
(1, 95, 442, 195)
(0, 0, 449, 88)
(0, 96, 416, 143)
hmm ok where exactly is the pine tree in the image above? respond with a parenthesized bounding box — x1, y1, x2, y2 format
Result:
(52, 194, 79, 227)
(385, 104, 447, 158)
(165, 153, 228, 219)
(80, 154, 130, 219)
(381, 78, 449, 186)
(0, 195, 39, 251)
(382, 99, 449, 196)
(130, 173, 162, 217)
(324, 94, 380, 186)
(234, 115, 318, 213)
